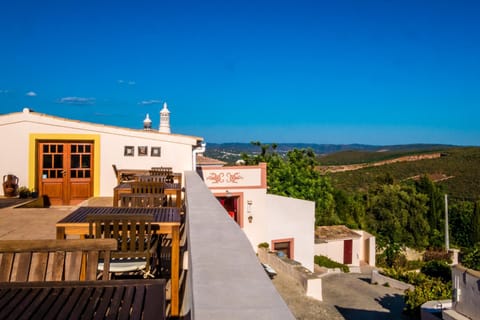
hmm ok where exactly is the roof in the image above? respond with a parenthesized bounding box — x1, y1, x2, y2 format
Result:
(315, 225, 361, 243)
(0, 109, 203, 143)
(196, 154, 226, 166)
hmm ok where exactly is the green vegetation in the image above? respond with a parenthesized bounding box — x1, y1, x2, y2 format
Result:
(257, 242, 269, 249)
(314, 255, 349, 273)
(241, 142, 480, 252)
(236, 142, 480, 317)
(328, 147, 480, 199)
(461, 243, 480, 270)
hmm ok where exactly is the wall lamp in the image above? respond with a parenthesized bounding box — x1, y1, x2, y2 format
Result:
(247, 200, 253, 223)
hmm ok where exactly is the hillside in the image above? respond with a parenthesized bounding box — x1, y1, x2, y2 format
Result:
(204, 142, 453, 164)
(326, 147, 480, 199)
(205, 143, 479, 200)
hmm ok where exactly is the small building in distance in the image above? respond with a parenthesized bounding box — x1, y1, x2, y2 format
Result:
(314, 225, 375, 271)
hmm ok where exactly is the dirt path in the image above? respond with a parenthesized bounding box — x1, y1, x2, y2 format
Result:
(273, 270, 414, 320)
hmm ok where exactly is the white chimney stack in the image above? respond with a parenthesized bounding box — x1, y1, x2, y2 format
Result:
(159, 102, 171, 133)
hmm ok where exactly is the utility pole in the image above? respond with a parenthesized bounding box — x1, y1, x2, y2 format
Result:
(445, 194, 449, 251)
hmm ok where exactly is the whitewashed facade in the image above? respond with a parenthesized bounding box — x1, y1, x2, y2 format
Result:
(200, 163, 315, 271)
(0, 108, 203, 204)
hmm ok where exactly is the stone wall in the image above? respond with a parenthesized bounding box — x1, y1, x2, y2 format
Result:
(257, 248, 322, 300)
(371, 269, 414, 291)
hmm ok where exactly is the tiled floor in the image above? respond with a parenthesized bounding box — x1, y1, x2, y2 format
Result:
(0, 197, 114, 240)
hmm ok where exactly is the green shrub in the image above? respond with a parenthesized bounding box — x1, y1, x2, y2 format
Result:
(405, 260, 424, 270)
(461, 243, 480, 270)
(314, 255, 349, 273)
(404, 278, 451, 316)
(421, 260, 451, 282)
(258, 242, 269, 249)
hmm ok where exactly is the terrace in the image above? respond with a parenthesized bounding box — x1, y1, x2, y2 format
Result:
(0, 171, 293, 319)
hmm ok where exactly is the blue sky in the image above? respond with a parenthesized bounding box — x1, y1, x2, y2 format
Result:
(1, 1, 479, 146)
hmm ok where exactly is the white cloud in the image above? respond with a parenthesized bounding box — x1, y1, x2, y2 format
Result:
(138, 99, 162, 105)
(117, 80, 136, 85)
(26, 91, 37, 97)
(57, 96, 96, 105)
(0, 89, 9, 94)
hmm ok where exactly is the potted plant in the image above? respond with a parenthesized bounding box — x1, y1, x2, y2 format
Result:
(18, 186, 31, 198)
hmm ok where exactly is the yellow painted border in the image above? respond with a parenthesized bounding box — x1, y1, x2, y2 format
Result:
(29, 134, 101, 196)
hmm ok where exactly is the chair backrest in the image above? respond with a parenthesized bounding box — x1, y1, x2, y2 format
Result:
(130, 181, 165, 194)
(149, 167, 173, 177)
(0, 239, 117, 282)
(87, 214, 156, 270)
(138, 175, 170, 183)
(120, 193, 167, 208)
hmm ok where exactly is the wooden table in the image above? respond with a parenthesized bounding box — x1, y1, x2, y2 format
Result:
(0, 279, 165, 319)
(113, 182, 183, 208)
(56, 207, 181, 317)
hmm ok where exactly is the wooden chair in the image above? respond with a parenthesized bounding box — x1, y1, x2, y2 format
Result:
(112, 164, 136, 184)
(130, 181, 165, 194)
(138, 175, 170, 183)
(87, 214, 159, 278)
(0, 239, 117, 282)
(120, 193, 167, 208)
(149, 167, 174, 183)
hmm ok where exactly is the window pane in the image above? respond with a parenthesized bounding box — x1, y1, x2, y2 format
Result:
(58, 145, 63, 152)
(71, 145, 77, 153)
(71, 170, 77, 178)
(54, 154, 63, 168)
(43, 155, 52, 168)
(71, 155, 80, 168)
(82, 155, 90, 168)
(51, 145, 56, 153)
(85, 170, 91, 178)
(43, 145, 48, 152)
(85, 145, 91, 152)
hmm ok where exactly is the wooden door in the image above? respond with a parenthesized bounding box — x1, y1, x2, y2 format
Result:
(38, 142, 93, 205)
(343, 239, 353, 264)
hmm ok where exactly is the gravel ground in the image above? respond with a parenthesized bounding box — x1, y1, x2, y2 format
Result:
(272, 269, 414, 320)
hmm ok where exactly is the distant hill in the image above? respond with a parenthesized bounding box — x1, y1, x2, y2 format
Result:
(326, 147, 480, 200)
(204, 142, 455, 164)
(204, 143, 479, 199)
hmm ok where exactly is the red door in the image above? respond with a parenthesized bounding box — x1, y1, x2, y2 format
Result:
(343, 239, 353, 264)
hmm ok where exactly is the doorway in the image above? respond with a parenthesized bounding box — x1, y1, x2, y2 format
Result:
(38, 141, 94, 205)
(343, 239, 353, 264)
(217, 195, 242, 227)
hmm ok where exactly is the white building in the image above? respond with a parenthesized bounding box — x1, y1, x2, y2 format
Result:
(0, 107, 203, 205)
(200, 163, 315, 272)
(314, 225, 376, 269)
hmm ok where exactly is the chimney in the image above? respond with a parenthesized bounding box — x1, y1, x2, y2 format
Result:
(159, 102, 171, 133)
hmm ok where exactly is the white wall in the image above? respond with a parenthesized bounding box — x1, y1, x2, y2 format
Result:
(451, 265, 480, 319)
(0, 110, 201, 196)
(355, 230, 376, 267)
(265, 194, 315, 272)
(202, 164, 316, 272)
(314, 238, 361, 267)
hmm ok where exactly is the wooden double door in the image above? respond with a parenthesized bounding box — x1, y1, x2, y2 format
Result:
(38, 141, 93, 205)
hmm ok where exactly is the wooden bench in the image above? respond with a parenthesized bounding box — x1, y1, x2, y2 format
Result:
(0, 279, 166, 319)
(0, 239, 117, 282)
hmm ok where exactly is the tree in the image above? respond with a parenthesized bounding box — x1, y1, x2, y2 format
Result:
(367, 183, 430, 248)
(414, 175, 445, 248)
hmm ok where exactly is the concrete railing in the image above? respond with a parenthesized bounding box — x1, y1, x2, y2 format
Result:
(182, 171, 294, 320)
